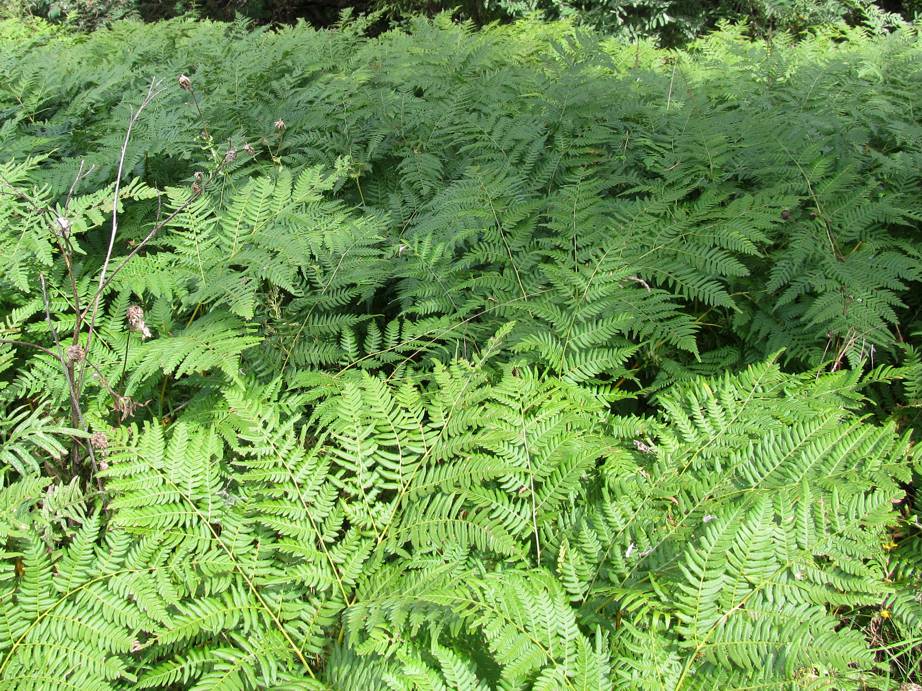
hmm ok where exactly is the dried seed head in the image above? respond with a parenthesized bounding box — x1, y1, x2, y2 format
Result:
(274, 119, 286, 131)
(178, 74, 192, 91)
(113, 394, 143, 422)
(243, 142, 255, 155)
(65, 344, 85, 364)
(224, 147, 237, 164)
(633, 439, 655, 454)
(126, 305, 152, 339)
(90, 431, 108, 452)
(55, 215, 71, 237)
(98, 460, 109, 471)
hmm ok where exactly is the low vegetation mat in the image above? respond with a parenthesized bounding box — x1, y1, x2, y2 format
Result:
(1, 16, 921, 688)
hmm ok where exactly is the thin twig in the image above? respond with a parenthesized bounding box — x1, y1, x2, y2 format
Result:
(0, 337, 122, 403)
(60, 162, 96, 342)
(191, 91, 210, 141)
(39, 274, 101, 487)
(2, 165, 86, 334)
(78, 78, 163, 397)
(779, 141, 842, 260)
(0, 172, 50, 215)
(0, 338, 58, 359)
(666, 59, 678, 112)
(79, 163, 225, 316)
(64, 159, 95, 209)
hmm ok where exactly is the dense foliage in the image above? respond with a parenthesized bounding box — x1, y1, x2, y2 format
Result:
(3, 0, 918, 41)
(411, 0, 913, 45)
(1, 14, 922, 688)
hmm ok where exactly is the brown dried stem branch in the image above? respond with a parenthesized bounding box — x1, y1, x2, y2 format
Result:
(78, 78, 163, 397)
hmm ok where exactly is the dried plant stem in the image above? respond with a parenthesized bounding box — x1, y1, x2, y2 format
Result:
(79, 179, 210, 309)
(78, 78, 163, 398)
(39, 274, 101, 488)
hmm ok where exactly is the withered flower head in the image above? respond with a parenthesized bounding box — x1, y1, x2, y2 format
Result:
(113, 394, 143, 422)
(55, 216, 71, 237)
(90, 431, 108, 451)
(178, 74, 192, 91)
(65, 344, 85, 364)
(126, 305, 152, 340)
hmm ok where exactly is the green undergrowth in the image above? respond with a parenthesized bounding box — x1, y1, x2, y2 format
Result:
(0, 15, 921, 689)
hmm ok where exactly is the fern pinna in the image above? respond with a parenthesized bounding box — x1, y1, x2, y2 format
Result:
(1, 14, 921, 690)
